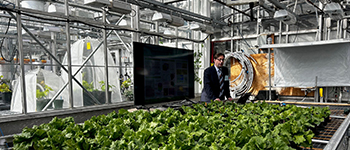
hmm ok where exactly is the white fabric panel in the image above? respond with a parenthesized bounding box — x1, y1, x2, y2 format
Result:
(62, 40, 84, 107)
(10, 68, 67, 113)
(61, 39, 122, 105)
(43, 69, 69, 108)
(11, 70, 36, 112)
(274, 42, 350, 87)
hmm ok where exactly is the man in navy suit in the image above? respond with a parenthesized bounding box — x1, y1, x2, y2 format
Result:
(201, 53, 233, 102)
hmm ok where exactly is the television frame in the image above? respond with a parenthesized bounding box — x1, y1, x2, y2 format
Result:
(133, 42, 195, 105)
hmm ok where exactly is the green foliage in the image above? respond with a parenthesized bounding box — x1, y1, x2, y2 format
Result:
(83, 80, 94, 92)
(99, 81, 116, 91)
(13, 102, 331, 149)
(121, 79, 133, 101)
(36, 84, 53, 99)
(82, 80, 115, 92)
(0, 75, 11, 93)
(194, 47, 203, 84)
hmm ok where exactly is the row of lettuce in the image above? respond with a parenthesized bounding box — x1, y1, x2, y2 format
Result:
(13, 101, 331, 149)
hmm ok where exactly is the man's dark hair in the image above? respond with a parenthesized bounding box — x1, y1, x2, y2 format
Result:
(214, 53, 225, 59)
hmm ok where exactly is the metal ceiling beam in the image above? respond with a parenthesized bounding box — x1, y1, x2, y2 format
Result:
(126, 0, 228, 25)
(0, 5, 207, 43)
(163, 0, 186, 5)
(212, 0, 256, 20)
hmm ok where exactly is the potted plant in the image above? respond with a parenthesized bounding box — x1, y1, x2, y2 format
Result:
(0, 75, 12, 104)
(82, 80, 114, 106)
(36, 81, 63, 111)
(121, 78, 133, 101)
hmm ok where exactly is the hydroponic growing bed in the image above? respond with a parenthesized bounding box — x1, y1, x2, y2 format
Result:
(13, 101, 331, 149)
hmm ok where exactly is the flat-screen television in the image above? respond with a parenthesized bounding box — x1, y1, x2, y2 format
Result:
(133, 42, 195, 105)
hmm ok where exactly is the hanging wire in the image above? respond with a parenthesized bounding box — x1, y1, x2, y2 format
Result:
(0, 15, 17, 62)
(226, 51, 257, 96)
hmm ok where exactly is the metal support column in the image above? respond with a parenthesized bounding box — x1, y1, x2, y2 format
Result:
(343, 19, 347, 38)
(131, 5, 140, 42)
(51, 32, 57, 73)
(205, 0, 211, 68)
(191, 0, 195, 54)
(65, 0, 73, 108)
(103, 9, 110, 104)
(286, 24, 289, 43)
(279, 21, 282, 43)
(256, 6, 260, 53)
(326, 17, 331, 40)
(155, 22, 159, 45)
(16, 0, 26, 114)
(268, 37, 272, 101)
(231, 8, 234, 52)
(175, 27, 178, 48)
(119, 49, 122, 82)
(318, 2, 324, 41)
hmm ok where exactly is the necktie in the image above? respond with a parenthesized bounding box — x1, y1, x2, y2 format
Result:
(218, 69, 224, 97)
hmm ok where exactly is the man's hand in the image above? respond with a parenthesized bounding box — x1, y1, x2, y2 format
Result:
(227, 97, 233, 101)
(214, 98, 221, 102)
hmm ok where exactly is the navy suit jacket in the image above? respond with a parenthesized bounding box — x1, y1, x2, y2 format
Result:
(201, 66, 231, 102)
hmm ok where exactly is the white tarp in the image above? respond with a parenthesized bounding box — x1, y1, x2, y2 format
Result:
(272, 40, 350, 87)
(11, 68, 68, 113)
(61, 39, 122, 107)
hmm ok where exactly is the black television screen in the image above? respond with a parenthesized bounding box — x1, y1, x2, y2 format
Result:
(133, 42, 195, 105)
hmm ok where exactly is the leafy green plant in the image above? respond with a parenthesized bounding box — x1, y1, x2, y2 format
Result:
(83, 80, 95, 92)
(194, 44, 203, 84)
(0, 75, 11, 93)
(13, 101, 331, 149)
(121, 79, 133, 101)
(36, 84, 53, 99)
(99, 81, 116, 91)
(83, 80, 115, 92)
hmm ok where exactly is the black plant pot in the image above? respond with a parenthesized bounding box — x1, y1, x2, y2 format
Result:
(1, 92, 12, 104)
(36, 99, 64, 111)
(83, 91, 111, 106)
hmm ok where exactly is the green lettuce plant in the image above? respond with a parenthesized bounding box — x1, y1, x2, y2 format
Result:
(0, 75, 11, 93)
(36, 84, 53, 99)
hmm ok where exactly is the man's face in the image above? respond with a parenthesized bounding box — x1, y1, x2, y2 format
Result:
(214, 55, 225, 68)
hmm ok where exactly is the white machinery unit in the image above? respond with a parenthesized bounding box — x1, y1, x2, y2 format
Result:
(84, 0, 132, 14)
(152, 12, 184, 27)
(190, 23, 214, 34)
(109, 0, 132, 14)
(84, 0, 110, 8)
(226, 0, 259, 6)
(273, 9, 297, 25)
(324, 2, 344, 20)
